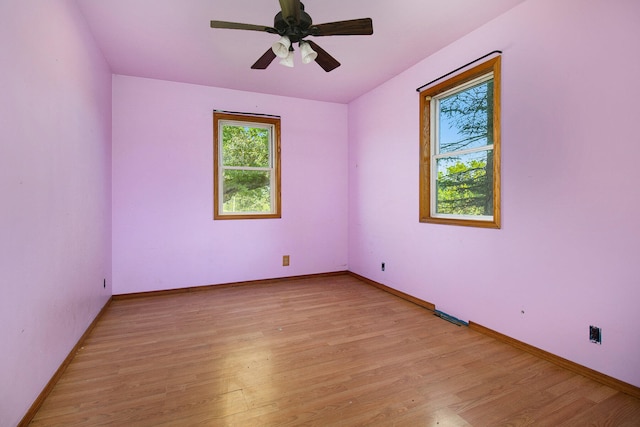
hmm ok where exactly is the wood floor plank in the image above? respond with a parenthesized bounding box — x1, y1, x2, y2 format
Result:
(29, 274, 640, 426)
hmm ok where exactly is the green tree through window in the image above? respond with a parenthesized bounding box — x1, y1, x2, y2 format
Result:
(436, 80, 493, 216)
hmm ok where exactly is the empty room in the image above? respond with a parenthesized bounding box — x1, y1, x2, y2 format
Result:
(2, 0, 640, 425)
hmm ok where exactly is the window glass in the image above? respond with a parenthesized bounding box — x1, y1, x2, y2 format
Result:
(221, 125, 271, 168)
(435, 150, 494, 217)
(437, 79, 493, 154)
(221, 170, 272, 213)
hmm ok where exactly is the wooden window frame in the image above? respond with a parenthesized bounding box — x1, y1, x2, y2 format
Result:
(419, 56, 501, 228)
(213, 112, 281, 220)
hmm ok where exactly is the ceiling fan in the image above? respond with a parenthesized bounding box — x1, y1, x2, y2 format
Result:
(210, 0, 373, 72)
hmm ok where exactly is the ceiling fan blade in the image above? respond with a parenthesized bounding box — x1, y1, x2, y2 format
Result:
(279, 0, 301, 24)
(306, 41, 340, 72)
(251, 48, 278, 69)
(210, 20, 276, 33)
(311, 18, 373, 36)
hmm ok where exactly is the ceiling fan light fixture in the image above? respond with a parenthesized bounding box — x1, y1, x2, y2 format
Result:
(271, 36, 291, 58)
(210, 3, 373, 72)
(279, 50, 295, 67)
(299, 41, 317, 64)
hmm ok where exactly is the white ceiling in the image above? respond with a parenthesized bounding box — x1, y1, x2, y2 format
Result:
(75, 0, 525, 104)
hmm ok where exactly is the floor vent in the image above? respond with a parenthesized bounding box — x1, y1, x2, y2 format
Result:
(434, 310, 468, 327)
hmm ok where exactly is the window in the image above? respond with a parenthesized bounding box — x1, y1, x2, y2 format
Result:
(213, 112, 281, 219)
(419, 56, 501, 228)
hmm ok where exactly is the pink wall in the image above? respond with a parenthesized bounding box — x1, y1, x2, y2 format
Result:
(348, 0, 640, 387)
(112, 76, 348, 294)
(0, 1, 112, 425)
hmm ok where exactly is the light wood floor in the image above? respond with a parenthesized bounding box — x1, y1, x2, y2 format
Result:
(30, 274, 640, 426)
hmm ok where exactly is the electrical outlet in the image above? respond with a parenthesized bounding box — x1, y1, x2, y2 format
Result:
(283, 255, 290, 266)
(103, 278, 106, 289)
(381, 262, 385, 271)
(589, 325, 601, 344)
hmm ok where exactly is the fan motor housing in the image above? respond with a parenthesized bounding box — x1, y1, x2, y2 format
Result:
(273, 10, 313, 42)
